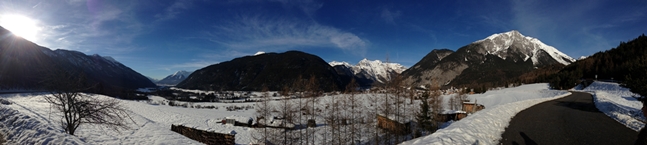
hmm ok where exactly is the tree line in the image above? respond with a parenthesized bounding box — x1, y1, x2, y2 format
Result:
(253, 75, 466, 144)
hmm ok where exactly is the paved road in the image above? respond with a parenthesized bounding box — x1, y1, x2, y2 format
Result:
(500, 92, 638, 145)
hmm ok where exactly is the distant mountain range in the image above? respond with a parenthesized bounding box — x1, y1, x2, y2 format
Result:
(156, 70, 192, 86)
(329, 59, 407, 87)
(2, 24, 586, 93)
(0, 26, 156, 96)
(402, 30, 575, 89)
(177, 30, 577, 91)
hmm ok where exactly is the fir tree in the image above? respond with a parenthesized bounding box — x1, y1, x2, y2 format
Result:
(416, 90, 433, 133)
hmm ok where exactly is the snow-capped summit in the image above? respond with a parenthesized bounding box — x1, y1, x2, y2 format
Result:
(157, 70, 193, 86)
(475, 30, 575, 65)
(254, 51, 266, 56)
(402, 30, 576, 88)
(328, 61, 352, 68)
(329, 58, 407, 84)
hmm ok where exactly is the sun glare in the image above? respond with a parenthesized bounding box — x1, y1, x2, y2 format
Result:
(0, 14, 40, 41)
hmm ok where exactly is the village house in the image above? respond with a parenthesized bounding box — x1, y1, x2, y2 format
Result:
(377, 114, 411, 135)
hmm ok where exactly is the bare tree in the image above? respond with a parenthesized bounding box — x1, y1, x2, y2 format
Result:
(305, 75, 321, 144)
(343, 78, 362, 144)
(277, 94, 297, 144)
(42, 69, 134, 135)
(427, 83, 443, 132)
(253, 86, 273, 144)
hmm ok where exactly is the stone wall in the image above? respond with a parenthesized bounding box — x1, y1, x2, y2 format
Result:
(170, 124, 235, 145)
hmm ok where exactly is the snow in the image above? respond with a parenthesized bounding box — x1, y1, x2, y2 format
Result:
(474, 30, 575, 66)
(580, 81, 645, 131)
(0, 93, 257, 144)
(329, 58, 407, 83)
(2, 83, 571, 145)
(401, 83, 570, 145)
(468, 83, 567, 109)
(171, 70, 191, 77)
(328, 61, 352, 67)
(254, 51, 265, 56)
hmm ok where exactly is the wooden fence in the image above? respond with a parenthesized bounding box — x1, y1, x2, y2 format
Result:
(170, 124, 235, 145)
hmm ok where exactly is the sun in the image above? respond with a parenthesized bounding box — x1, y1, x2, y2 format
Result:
(0, 14, 40, 41)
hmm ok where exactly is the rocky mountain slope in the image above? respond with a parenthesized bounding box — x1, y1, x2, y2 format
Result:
(0, 26, 156, 96)
(156, 70, 192, 86)
(176, 51, 346, 91)
(402, 30, 575, 88)
(329, 59, 407, 87)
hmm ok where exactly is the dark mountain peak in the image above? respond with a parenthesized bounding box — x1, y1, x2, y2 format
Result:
(401, 48, 454, 80)
(177, 50, 345, 91)
(0, 26, 155, 97)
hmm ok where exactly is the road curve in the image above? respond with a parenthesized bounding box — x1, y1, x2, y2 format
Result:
(500, 92, 638, 145)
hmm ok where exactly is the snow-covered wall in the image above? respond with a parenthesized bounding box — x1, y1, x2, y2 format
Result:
(401, 84, 570, 145)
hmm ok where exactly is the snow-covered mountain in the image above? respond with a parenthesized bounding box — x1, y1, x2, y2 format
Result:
(474, 30, 575, 65)
(329, 59, 407, 85)
(402, 30, 575, 88)
(157, 70, 192, 86)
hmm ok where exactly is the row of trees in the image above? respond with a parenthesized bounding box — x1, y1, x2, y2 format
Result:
(549, 34, 647, 90)
(253, 75, 458, 144)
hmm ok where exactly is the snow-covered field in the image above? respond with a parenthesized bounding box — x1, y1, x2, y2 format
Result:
(1, 83, 570, 145)
(0, 93, 256, 144)
(580, 81, 645, 131)
(401, 83, 570, 145)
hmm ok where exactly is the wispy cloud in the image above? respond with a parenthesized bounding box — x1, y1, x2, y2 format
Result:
(208, 15, 368, 55)
(32, 1, 145, 54)
(381, 8, 401, 25)
(270, 0, 323, 17)
(155, 0, 194, 21)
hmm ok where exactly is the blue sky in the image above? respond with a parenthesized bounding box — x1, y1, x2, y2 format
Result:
(1, 0, 646, 79)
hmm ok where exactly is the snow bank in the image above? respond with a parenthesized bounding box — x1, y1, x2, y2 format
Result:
(582, 81, 645, 131)
(0, 94, 85, 144)
(401, 83, 570, 145)
(1, 93, 204, 145)
(467, 83, 565, 109)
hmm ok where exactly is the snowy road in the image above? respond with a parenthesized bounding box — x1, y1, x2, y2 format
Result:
(500, 92, 638, 144)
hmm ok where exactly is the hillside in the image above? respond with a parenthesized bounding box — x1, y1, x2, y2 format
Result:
(402, 30, 575, 90)
(176, 51, 346, 91)
(550, 34, 647, 89)
(0, 26, 156, 97)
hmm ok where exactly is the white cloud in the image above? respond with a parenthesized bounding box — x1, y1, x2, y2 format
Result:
(209, 15, 368, 55)
(30, 1, 145, 54)
(381, 8, 401, 25)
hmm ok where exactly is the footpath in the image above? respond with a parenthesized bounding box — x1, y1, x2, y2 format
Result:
(500, 92, 638, 144)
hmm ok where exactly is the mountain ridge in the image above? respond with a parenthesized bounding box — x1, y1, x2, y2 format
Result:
(328, 58, 407, 86)
(177, 51, 346, 91)
(402, 30, 575, 89)
(0, 26, 155, 97)
(157, 70, 193, 86)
